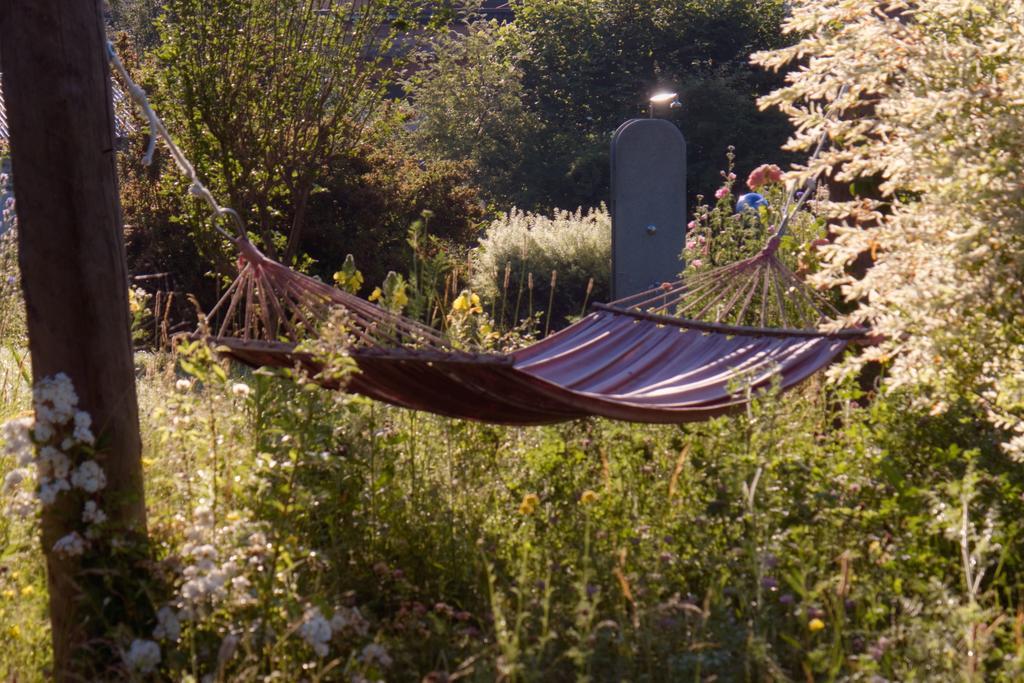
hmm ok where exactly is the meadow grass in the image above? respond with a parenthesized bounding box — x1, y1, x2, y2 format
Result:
(4, 339, 1023, 680)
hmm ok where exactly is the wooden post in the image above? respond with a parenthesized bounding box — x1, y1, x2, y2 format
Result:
(0, 1, 147, 677)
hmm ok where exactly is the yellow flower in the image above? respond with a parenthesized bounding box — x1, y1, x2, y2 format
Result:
(333, 259, 364, 294)
(580, 489, 599, 506)
(519, 493, 540, 515)
(808, 618, 825, 632)
(452, 290, 482, 314)
(20, 585, 34, 597)
(1, 589, 14, 600)
(7, 624, 20, 639)
(392, 285, 408, 308)
(368, 287, 383, 302)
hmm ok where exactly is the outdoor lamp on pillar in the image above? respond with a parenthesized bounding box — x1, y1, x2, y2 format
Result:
(649, 92, 681, 118)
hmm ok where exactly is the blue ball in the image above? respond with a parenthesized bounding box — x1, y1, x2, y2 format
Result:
(735, 193, 769, 214)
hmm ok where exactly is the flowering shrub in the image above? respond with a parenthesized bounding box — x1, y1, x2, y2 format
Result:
(470, 206, 610, 330)
(2, 374, 102, 540)
(753, 0, 1024, 459)
(684, 148, 828, 279)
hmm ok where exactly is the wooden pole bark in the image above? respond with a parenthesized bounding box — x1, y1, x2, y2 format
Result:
(0, 1, 147, 677)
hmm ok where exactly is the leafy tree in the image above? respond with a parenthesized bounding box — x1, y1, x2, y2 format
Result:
(406, 20, 547, 208)
(108, 0, 165, 50)
(753, 0, 1024, 460)
(411, 0, 796, 211)
(301, 119, 485, 294)
(155, 0, 425, 264)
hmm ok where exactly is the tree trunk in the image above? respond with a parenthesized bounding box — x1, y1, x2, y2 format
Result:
(0, 1, 147, 678)
(284, 177, 314, 265)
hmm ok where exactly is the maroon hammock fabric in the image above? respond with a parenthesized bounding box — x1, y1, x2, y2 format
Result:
(213, 308, 850, 425)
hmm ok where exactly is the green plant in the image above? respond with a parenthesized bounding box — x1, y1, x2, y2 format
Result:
(470, 206, 610, 330)
(154, 0, 428, 264)
(406, 19, 545, 210)
(496, 0, 795, 211)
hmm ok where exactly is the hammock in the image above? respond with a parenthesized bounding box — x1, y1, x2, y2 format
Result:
(201, 236, 861, 425)
(108, 45, 865, 426)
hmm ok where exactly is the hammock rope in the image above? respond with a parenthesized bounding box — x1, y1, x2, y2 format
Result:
(108, 43, 865, 425)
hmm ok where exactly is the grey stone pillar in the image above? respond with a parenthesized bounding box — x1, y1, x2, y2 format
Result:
(610, 119, 686, 299)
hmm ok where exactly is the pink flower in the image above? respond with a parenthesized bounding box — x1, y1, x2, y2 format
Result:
(687, 220, 696, 230)
(692, 259, 703, 268)
(747, 164, 783, 190)
(686, 240, 696, 250)
(714, 187, 729, 200)
(728, 172, 736, 180)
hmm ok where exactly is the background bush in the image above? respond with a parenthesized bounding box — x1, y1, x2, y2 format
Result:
(469, 206, 610, 330)
(409, 0, 797, 213)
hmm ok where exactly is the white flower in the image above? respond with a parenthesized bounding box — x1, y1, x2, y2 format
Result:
(248, 531, 268, 552)
(124, 638, 161, 674)
(2, 467, 27, 493)
(360, 643, 392, 668)
(298, 607, 332, 658)
(194, 505, 214, 528)
(153, 606, 181, 641)
(33, 373, 78, 424)
(37, 477, 70, 505)
(82, 500, 107, 525)
(32, 421, 54, 443)
(70, 460, 106, 493)
(180, 579, 204, 602)
(52, 531, 86, 557)
(2, 416, 35, 464)
(190, 543, 219, 560)
(6, 490, 36, 518)
(38, 446, 70, 480)
(230, 382, 250, 398)
(73, 411, 95, 445)
(175, 378, 191, 392)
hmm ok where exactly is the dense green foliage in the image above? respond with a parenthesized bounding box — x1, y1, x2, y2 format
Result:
(118, 112, 484, 305)
(409, 0, 796, 211)
(153, 0, 427, 264)
(406, 21, 545, 211)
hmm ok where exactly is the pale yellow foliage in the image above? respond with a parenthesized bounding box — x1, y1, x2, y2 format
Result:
(753, 1, 1024, 457)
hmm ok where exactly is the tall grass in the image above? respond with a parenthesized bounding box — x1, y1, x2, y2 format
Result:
(4, 335, 1023, 679)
